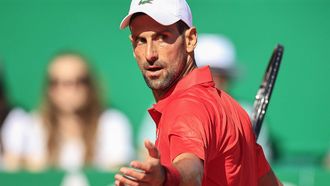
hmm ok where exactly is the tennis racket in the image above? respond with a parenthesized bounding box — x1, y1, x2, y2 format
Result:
(251, 44, 284, 139)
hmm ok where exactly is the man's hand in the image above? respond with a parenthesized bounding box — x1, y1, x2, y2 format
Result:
(114, 140, 165, 186)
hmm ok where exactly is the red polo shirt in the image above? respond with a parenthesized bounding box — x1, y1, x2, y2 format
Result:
(148, 67, 270, 186)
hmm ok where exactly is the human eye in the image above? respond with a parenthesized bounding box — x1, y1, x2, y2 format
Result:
(135, 37, 147, 45)
(157, 33, 169, 41)
(160, 34, 168, 40)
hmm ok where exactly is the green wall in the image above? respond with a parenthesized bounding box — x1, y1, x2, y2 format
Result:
(0, 0, 329, 160)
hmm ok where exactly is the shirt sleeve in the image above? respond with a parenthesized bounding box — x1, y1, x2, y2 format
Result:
(96, 109, 134, 169)
(24, 112, 47, 161)
(166, 99, 208, 162)
(2, 108, 30, 156)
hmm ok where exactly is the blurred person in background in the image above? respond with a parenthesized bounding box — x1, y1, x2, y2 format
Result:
(194, 34, 236, 91)
(25, 51, 134, 172)
(0, 62, 31, 171)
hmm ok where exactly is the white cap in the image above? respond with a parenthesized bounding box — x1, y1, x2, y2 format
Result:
(195, 34, 237, 73)
(120, 0, 193, 29)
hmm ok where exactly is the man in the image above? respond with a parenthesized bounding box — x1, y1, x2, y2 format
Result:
(115, 0, 282, 185)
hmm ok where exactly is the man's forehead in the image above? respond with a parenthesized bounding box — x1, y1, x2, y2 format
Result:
(129, 14, 177, 35)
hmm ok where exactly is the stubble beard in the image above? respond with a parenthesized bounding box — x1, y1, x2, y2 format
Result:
(142, 61, 185, 93)
(143, 67, 177, 91)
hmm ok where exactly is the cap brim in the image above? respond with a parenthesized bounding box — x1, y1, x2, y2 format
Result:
(120, 10, 180, 29)
(120, 14, 133, 29)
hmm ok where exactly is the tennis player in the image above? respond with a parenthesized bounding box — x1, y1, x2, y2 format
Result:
(115, 0, 282, 185)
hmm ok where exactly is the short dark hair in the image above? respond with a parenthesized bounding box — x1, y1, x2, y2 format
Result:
(176, 20, 189, 34)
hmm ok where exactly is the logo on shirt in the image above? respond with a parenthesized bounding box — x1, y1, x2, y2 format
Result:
(139, 0, 153, 5)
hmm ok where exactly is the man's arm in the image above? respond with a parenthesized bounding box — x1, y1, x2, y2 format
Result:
(172, 153, 203, 186)
(114, 140, 203, 186)
(258, 169, 283, 186)
(255, 143, 282, 186)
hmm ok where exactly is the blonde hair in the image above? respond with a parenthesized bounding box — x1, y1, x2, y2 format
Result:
(41, 51, 103, 166)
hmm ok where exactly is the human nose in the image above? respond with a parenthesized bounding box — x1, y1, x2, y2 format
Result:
(145, 41, 158, 63)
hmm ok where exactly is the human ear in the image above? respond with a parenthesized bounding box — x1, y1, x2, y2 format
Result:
(129, 35, 136, 58)
(129, 34, 134, 45)
(184, 27, 197, 53)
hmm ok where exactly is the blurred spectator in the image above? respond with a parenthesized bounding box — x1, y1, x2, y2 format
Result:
(195, 34, 237, 91)
(138, 34, 274, 162)
(25, 51, 134, 172)
(0, 63, 31, 171)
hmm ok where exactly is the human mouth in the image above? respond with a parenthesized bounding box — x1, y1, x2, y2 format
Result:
(145, 66, 163, 78)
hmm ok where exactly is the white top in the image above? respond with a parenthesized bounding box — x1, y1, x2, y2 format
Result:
(25, 109, 134, 171)
(0, 108, 31, 169)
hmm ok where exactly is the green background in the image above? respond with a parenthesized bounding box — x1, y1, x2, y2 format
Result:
(0, 0, 329, 184)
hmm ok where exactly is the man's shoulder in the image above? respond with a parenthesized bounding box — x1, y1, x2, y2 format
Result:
(175, 83, 221, 105)
(163, 85, 218, 117)
(168, 84, 247, 117)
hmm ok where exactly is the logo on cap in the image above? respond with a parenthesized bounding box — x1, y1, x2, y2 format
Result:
(139, 0, 153, 5)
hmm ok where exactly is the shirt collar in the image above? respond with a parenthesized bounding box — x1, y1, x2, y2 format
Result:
(149, 66, 214, 116)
